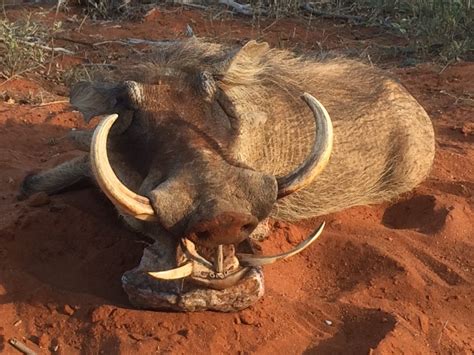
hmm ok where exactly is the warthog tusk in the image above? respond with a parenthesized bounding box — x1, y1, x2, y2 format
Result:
(277, 93, 333, 198)
(237, 222, 325, 267)
(147, 222, 325, 285)
(91, 114, 157, 221)
(148, 261, 193, 280)
(181, 239, 214, 269)
(215, 245, 224, 274)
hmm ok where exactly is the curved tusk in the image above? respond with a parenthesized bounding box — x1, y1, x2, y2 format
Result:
(148, 262, 193, 280)
(237, 222, 325, 267)
(180, 239, 214, 269)
(277, 93, 333, 198)
(91, 114, 156, 221)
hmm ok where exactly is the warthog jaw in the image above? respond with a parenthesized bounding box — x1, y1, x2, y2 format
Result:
(148, 222, 325, 289)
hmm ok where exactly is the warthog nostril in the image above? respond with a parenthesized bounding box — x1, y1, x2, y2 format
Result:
(188, 212, 258, 246)
(241, 222, 257, 234)
(196, 231, 212, 241)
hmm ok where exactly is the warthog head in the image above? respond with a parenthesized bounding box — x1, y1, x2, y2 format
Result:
(70, 41, 332, 289)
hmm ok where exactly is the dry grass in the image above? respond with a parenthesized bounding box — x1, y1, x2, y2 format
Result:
(0, 16, 48, 79)
(0, 15, 64, 79)
(78, 0, 472, 61)
(313, 0, 473, 61)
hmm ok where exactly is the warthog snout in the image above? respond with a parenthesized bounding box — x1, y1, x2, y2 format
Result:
(186, 211, 258, 246)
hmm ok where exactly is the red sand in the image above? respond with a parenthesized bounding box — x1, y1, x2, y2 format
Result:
(0, 6, 473, 354)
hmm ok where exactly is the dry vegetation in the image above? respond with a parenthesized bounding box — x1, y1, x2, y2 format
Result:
(0, 0, 472, 81)
(0, 15, 64, 79)
(79, 0, 473, 60)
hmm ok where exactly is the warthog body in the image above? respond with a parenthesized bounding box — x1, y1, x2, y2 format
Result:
(21, 38, 434, 260)
(23, 39, 434, 223)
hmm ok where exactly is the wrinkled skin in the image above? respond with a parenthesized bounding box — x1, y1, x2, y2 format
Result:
(20, 39, 435, 306)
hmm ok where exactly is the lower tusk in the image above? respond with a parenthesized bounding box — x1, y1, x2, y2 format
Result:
(237, 222, 326, 267)
(181, 239, 214, 269)
(148, 261, 193, 280)
(215, 245, 224, 273)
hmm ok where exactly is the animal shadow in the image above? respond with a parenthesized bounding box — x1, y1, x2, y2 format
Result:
(382, 195, 448, 234)
(304, 307, 396, 355)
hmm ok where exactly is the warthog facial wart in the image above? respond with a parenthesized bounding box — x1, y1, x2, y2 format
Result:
(20, 38, 435, 312)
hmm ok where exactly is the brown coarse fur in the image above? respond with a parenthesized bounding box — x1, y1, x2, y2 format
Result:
(112, 38, 435, 220)
(21, 38, 435, 242)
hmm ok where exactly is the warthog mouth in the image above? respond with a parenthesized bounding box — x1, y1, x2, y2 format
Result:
(147, 222, 325, 290)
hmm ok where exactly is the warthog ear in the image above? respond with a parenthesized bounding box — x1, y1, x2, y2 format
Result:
(70, 81, 142, 122)
(229, 40, 270, 65)
(219, 40, 270, 85)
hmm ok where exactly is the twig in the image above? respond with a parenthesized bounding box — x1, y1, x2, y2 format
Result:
(439, 59, 453, 74)
(53, 35, 94, 47)
(92, 40, 128, 47)
(302, 3, 365, 23)
(262, 19, 279, 33)
(127, 38, 175, 46)
(437, 320, 448, 344)
(93, 38, 175, 47)
(181, 3, 207, 10)
(55, 0, 62, 16)
(15, 39, 75, 55)
(218, 0, 253, 16)
(81, 63, 117, 68)
(77, 15, 88, 33)
(46, 38, 55, 76)
(439, 90, 474, 105)
(9, 338, 37, 355)
(35, 100, 69, 107)
(0, 75, 18, 87)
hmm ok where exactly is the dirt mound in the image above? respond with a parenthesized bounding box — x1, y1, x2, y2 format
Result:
(1, 6, 473, 354)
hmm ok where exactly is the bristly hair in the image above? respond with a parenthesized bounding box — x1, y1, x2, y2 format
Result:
(84, 38, 434, 221)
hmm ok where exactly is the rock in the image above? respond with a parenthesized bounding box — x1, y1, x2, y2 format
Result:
(177, 329, 190, 338)
(400, 57, 417, 67)
(122, 240, 265, 312)
(330, 219, 342, 231)
(239, 311, 256, 325)
(90, 306, 115, 323)
(50, 338, 60, 352)
(249, 219, 270, 241)
(128, 333, 145, 341)
(143, 7, 160, 22)
(27, 192, 50, 207)
(324, 319, 333, 326)
(61, 304, 75, 316)
(418, 314, 429, 333)
(38, 333, 51, 348)
(461, 122, 474, 136)
(285, 228, 300, 245)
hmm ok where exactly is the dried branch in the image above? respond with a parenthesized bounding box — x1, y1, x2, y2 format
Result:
(218, 0, 253, 16)
(15, 39, 75, 55)
(302, 3, 365, 23)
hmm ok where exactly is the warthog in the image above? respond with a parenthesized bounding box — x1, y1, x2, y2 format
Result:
(20, 39, 435, 311)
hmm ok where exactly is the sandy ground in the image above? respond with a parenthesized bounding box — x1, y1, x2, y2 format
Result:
(0, 5, 473, 354)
